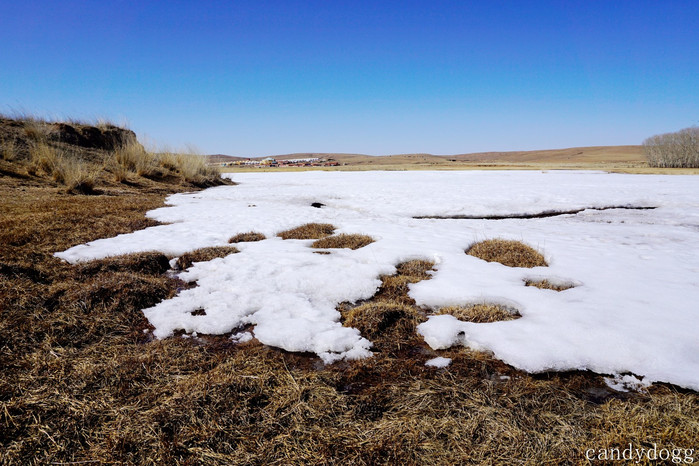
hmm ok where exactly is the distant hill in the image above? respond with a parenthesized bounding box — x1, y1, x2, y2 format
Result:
(209, 146, 645, 167)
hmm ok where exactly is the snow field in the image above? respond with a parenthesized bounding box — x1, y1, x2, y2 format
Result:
(56, 171, 699, 389)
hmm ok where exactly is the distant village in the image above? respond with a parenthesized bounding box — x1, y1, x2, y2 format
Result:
(219, 157, 340, 168)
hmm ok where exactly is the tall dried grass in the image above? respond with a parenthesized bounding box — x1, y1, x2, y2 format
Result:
(0, 137, 17, 161)
(28, 142, 97, 192)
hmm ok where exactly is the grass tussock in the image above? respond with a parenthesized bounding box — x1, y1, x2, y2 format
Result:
(27, 142, 97, 193)
(2, 169, 698, 465)
(228, 231, 266, 243)
(175, 246, 239, 270)
(345, 302, 425, 343)
(277, 223, 336, 240)
(1, 137, 17, 161)
(371, 259, 435, 305)
(525, 278, 575, 291)
(111, 140, 158, 178)
(466, 238, 548, 268)
(437, 303, 521, 323)
(311, 233, 374, 250)
(76, 252, 171, 277)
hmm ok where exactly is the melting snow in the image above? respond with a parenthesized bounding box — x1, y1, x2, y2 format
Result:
(55, 171, 699, 389)
(425, 357, 452, 368)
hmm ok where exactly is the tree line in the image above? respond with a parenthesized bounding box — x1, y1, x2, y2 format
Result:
(643, 126, 699, 168)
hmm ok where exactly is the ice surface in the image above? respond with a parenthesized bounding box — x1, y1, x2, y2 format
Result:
(56, 171, 699, 389)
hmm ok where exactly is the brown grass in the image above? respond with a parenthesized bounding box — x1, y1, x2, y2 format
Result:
(369, 259, 435, 306)
(466, 238, 548, 268)
(437, 303, 521, 323)
(525, 278, 575, 291)
(175, 246, 239, 270)
(277, 223, 336, 240)
(311, 233, 374, 250)
(0, 137, 17, 161)
(2, 166, 698, 465)
(228, 231, 266, 243)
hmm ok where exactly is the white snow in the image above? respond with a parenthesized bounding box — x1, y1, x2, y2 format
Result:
(604, 374, 652, 393)
(230, 331, 254, 343)
(425, 357, 452, 368)
(55, 170, 699, 390)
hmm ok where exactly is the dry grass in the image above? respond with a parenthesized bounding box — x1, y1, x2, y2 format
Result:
(466, 238, 548, 268)
(277, 223, 336, 240)
(437, 303, 521, 323)
(1, 137, 17, 161)
(175, 246, 239, 270)
(228, 231, 266, 243)
(27, 142, 97, 193)
(311, 233, 374, 250)
(525, 278, 575, 291)
(112, 140, 158, 178)
(370, 259, 435, 305)
(2, 167, 698, 465)
(1, 115, 228, 191)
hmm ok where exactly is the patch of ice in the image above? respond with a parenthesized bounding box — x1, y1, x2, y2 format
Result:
(425, 357, 452, 368)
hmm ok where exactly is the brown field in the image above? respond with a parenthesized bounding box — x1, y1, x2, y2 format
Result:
(2, 117, 698, 464)
(217, 145, 699, 174)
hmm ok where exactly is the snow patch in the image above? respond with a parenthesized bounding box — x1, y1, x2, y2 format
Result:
(55, 171, 699, 388)
(425, 357, 452, 368)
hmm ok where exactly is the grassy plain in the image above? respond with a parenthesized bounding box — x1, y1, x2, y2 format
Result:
(2, 119, 698, 464)
(219, 145, 699, 174)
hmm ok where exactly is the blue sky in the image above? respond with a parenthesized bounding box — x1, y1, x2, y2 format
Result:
(1, 1, 697, 156)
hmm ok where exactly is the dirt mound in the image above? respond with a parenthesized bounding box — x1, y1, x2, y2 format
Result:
(47, 122, 137, 151)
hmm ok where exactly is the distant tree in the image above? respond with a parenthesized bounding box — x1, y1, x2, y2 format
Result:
(643, 126, 699, 168)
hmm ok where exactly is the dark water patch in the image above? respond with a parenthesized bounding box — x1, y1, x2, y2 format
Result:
(414, 205, 656, 220)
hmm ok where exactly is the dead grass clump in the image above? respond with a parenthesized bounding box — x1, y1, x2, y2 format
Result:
(466, 238, 547, 268)
(1, 137, 17, 161)
(28, 142, 97, 192)
(176, 153, 220, 185)
(345, 302, 425, 343)
(112, 140, 158, 178)
(311, 233, 374, 250)
(23, 119, 50, 141)
(372, 259, 435, 305)
(54, 155, 98, 193)
(176, 246, 239, 270)
(228, 231, 266, 243)
(525, 278, 575, 291)
(77, 252, 171, 277)
(277, 223, 336, 240)
(437, 303, 521, 323)
(29, 141, 60, 175)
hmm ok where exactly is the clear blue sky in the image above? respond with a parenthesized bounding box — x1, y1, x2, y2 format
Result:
(1, 1, 697, 156)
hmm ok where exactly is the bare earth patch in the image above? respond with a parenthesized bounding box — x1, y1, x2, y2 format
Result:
(437, 304, 522, 323)
(277, 222, 336, 240)
(311, 233, 374, 250)
(175, 246, 239, 270)
(466, 238, 547, 268)
(228, 231, 266, 243)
